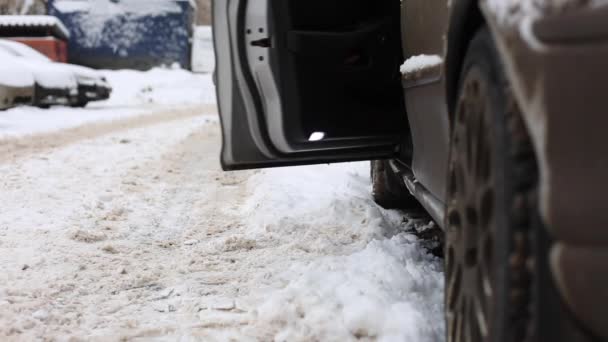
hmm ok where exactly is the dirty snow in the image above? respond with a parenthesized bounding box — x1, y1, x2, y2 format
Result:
(0, 67, 213, 139)
(0, 116, 444, 340)
(400, 55, 443, 76)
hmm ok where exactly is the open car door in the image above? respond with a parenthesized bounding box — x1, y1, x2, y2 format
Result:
(213, 0, 407, 170)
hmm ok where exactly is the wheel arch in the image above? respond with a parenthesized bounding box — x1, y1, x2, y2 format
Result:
(445, 0, 485, 119)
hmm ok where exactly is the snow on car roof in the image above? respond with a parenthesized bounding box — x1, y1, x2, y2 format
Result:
(0, 15, 70, 39)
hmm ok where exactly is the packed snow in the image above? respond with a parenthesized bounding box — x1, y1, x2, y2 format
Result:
(192, 26, 216, 74)
(0, 67, 214, 139)
(400, 55, 443, 76)
(0, 122, 444, 340)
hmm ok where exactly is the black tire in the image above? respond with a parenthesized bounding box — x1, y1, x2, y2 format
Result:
(370, 160, 417, 209)
(444, 28, 541, 342)
(70, 100, 88, 108)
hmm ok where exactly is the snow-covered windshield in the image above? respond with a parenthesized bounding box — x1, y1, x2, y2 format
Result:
(0, 40, 51, 62)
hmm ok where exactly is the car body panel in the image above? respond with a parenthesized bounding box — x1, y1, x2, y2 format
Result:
(400, 1, 451, 205)
(0, 85, 34, 110)
(479, 4, 608, 337)
(0, 56, 35, 109)
(0, 39, 110, 105)
(0, 41, 77, 93)
(481, 2, 608, 245)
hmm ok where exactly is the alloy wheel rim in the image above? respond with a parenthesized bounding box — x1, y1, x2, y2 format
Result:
(446, 70, 495, 342)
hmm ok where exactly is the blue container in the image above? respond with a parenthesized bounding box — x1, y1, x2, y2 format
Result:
(49, 0, 194, 70)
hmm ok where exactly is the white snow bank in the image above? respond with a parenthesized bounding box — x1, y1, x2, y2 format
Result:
(99, 66, 215, 107)
(400, 55, 443, 76)
(254, 234, 444, 342)
(191, 26, 215, 74)
(0, 106, 138, 138)
(241, 163, 444, 341)
(0, 67, 215, 139)
(243, 163, 397, 249)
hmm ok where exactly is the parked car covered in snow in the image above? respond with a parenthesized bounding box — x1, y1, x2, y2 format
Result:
(0, 40, 76, 108)
(0, 55, 35, 110)
(213, 1, 608, 342)
(0, 39, 111, 108)
(62, 64, 112, 107)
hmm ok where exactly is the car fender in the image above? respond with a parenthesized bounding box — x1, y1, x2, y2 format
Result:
(478, 2, 608, 339)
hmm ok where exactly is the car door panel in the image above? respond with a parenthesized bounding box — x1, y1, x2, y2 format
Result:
(213, 0, 408, 170)
(401, 0, 451, 202)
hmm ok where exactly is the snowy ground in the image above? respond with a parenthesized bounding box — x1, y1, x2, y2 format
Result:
(0, 66, 214, 139)
(0, 55, 444, 342)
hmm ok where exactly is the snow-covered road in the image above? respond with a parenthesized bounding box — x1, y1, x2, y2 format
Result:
(0, 69, 444, 341)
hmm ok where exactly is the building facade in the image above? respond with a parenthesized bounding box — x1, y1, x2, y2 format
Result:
(194, 0, 210, 25)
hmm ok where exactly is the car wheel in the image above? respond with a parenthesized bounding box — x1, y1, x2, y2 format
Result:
(370, 160, 417, 209)
(445, 28, 540, 342)
(71, 100, 88, 108)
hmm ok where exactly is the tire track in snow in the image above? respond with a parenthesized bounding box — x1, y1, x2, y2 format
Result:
(0, 104, 216, 164)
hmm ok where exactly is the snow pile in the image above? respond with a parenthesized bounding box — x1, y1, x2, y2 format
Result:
(191, 26, 215, 74)
(400, 55, 443, 76)
(241, 163, 444, 341)
(253, 235, 444, 341)
(0, 67, 215, 139)
(99, 67, 216, 107)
